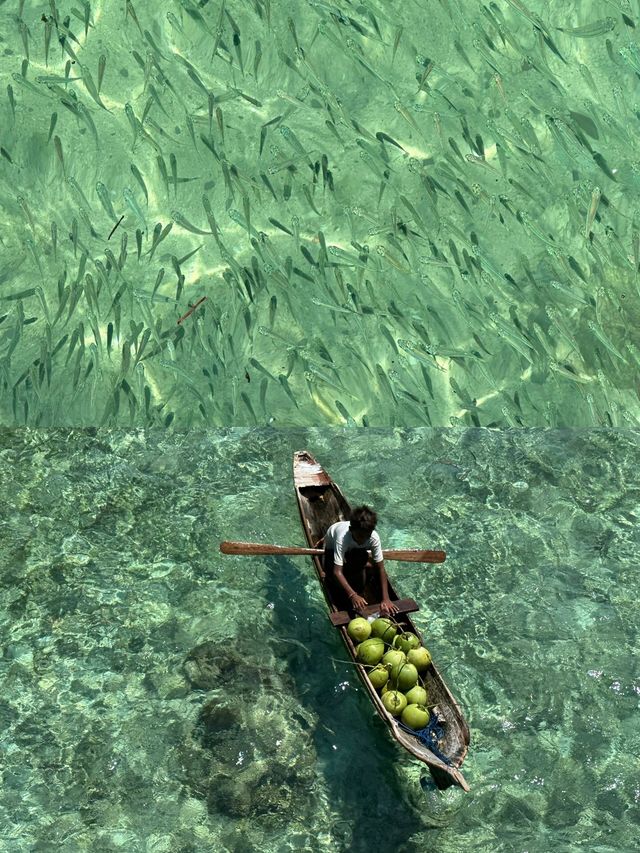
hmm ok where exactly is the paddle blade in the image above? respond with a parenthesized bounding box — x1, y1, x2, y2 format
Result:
(384, 549, 446, 563)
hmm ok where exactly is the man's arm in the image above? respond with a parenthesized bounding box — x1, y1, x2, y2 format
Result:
(375, 560, 399, 616)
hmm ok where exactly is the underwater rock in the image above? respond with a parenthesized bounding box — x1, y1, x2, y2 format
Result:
(545, 793, 584, 829)
(198, 701, 243, 747)
(202, 721, 317, 821)
(71, 724, 118, 799)
(196, 702, 253, 770)
(595, 787, 628, 820)
(183, 639, 271, 692)
(181, 686, 318, 826)
(178, 795, 208, 825)
(207, 765, 297, 819)
(0, 699, 18, 729)
(183, 641, 221, 689)
(142, 670, 189, 700)
(246, 779, 295, 816)
(426, 460, 471, 493)
(175, 741, 212, 799)
(144, 835, 174, 853)
(497, 794, 538, 827)
(207, 772, 253, 817)
(570, 514, 616, 559)
(180, 630, 319, 827)
(219, 832, 260, 853)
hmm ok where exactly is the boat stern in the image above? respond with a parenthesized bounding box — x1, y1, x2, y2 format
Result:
(293, 450, 332, 488)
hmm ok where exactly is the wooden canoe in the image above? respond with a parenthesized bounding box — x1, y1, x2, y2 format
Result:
(293, 450, 470, 792)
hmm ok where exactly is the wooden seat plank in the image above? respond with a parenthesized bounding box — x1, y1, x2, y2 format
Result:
(329, 598, 419, 626)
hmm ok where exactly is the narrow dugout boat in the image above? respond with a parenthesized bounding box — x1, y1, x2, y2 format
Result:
(293, 450, 470, 792)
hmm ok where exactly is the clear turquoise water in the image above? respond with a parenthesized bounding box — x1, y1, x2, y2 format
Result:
(1, 428, 638, 851)
(1, 0, 639, 427)
(2, 0, 638, 849)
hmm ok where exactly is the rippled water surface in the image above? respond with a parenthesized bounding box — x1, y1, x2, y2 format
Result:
(1, 0, 639, 426)
(1, 428, 638, 851)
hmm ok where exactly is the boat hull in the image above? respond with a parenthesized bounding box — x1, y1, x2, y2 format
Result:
(293, 450, 470, 792)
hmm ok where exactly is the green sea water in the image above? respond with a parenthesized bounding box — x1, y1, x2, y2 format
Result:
(1, 0, 638, 849)
(1, 0, 639, 427)
(0, 428, 638, 852)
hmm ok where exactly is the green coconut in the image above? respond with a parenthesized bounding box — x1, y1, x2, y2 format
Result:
(367, 663, 389, 690)
(347, 617, 372, 643)
(407, 646, 432, 671)
(392, 662, 419, 692)
(401, 703, 430, 730)
(370, 617, 398, 644)
(356, 637, 385, 666)
(404, 684, 428, 706)
(382, 648, 406, 672)
(392, 632, 421, 654)
(381, 690, 407, 717)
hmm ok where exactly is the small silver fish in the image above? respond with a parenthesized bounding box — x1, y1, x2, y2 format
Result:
(123, 187, 146, 232)
(130, 164, 148, 205)
(170, 210, 211, 236)
(557, 18, 616, 38)
(584, 186, 601, 238)
(78, 62, 111, 111)
(587, 320, 628, 362)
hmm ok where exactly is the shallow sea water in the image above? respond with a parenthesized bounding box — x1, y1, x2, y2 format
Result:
(0, 428, 638, 852)
(1, 0, 639, 427)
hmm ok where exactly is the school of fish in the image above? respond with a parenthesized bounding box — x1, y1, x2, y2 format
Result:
(0, 0, 639, 427)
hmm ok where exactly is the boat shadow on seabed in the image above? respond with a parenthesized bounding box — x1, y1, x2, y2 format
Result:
(260, 556, 467, 850)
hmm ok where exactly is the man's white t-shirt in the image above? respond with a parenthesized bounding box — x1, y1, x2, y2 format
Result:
(324, 521, 383, 566)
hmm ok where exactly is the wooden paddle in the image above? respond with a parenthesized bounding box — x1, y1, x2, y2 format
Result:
(219, 541, 446, 562)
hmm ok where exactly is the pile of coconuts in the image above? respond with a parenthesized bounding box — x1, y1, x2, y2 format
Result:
(348, 616, 433, 731)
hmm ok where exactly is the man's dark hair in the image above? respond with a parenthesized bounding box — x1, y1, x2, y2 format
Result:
(350, 505, 377, 533)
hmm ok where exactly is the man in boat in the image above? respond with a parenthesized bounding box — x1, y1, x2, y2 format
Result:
(313, 505, 400, 618)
